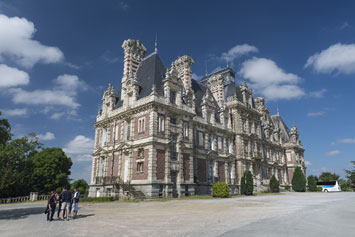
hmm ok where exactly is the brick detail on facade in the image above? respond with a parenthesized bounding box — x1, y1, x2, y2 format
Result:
(197, 158, 207, 182)
(156, 149, 165, 180)
(218, 161, 225, 182)
(183, 154, 190, 181)
(132, 149, 149, 180)
(288, 169, 294, 184)
(107, 155, 113, 177)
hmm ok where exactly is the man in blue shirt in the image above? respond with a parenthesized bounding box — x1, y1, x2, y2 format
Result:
(61, 187, 72, 221)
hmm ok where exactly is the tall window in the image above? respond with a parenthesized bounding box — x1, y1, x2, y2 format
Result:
(137, 148, 144, 158)
(208, 135, 214, 150)
(228, 163, 232, 182)
(226, 139, 230, 153)
(198, 131, 204, 147)
(125, 120, 130, 140)
(138, 117, 145, 133)
(209, 160, 215, 183)
(101, 128, 107, 147)
(158, 115, 165, 132)
(170, 117, 177, 124)
(115, 124, 119, 140)
(137, 162, 144, 172)
(170, 134, 177, 160)
(170, 90, 176, 104)
(183, 122, 189, 138)
(217, 136, 223, 150)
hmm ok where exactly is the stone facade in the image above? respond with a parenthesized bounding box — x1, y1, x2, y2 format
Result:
(88, 39, 306, 198)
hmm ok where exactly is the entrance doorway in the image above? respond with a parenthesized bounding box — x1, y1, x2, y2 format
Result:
(171, 171, 178, 198)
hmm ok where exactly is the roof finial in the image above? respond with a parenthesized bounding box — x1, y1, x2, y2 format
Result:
(277, 105, 280, 116)
(226, 60, 229, 68)
(154, 33, 158, 53)
(205, 61, 208, 76)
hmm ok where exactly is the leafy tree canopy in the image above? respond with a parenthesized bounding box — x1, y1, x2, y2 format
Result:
(0, 111, 11, 146)
(345, 161, 355, 187)
(72, 179, 89, 195)
(32, 147, 73, 194)
(318, 172, 339, 182)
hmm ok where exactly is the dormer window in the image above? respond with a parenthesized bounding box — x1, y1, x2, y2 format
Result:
(170, 90, 176, 104)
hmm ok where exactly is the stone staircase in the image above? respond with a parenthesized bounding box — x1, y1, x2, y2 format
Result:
(114, 179, 146, 200)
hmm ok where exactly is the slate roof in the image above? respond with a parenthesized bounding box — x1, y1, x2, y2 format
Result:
(271, 115, 291, 143)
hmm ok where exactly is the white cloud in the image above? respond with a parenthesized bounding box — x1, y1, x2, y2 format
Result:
(239, 57, 305, 100)
(120, 2, 129, 10)
(309, 88, 327, 98)
(10, 88, 80, 109)
(0, 14, 64, 68)
(63, 135, 94, 162)
(305, 160, 312, 166)
(0, 64, 29, 88)
(307, 111, 325, 117)
(37, 132, 55, 141)
(332, 138, 355, 145)
(221, 44, 258, 64)
(326, 150, 341, 156)
(9, 74, 85, 110)
(340, 22, 351, 30)
(54, 74, 87, 95)
(1, 108, 27, 116)
(305, 43, 355, 74)
(50, 112, 65, 120)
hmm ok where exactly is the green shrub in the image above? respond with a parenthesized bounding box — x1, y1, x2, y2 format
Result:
(269, 175, 280, 193)
(285, 185, 290, 191)
(307, 175, 317, 192)
(80, 197, 114, 202)
(240, 174, 246, 195)
(316, 186, 323, 192)
(292, 167, 306, 192)
(245, 171, 254, 195)
(212, 182, 230, 198)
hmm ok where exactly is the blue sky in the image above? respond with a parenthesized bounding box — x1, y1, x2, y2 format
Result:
(0, 0, 355, 182)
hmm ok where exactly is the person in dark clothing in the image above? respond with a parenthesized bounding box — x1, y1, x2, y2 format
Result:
(57, 188, 64, 219)
(61, 187, 72, 221)
(47, 191, 57, 221)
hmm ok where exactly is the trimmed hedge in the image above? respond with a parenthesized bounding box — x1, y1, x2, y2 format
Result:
(307, 176, 317, 192)
(292, 167, 306, 192)
(240, 171, 253, 195)
(317, 186, 323, 192)
(212, 182, 230, 198)
(269, 175, 280, 193)
(80, 197, 114, 202)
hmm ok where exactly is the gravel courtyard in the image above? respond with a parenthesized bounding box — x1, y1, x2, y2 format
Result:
(1, 192, 354, 237)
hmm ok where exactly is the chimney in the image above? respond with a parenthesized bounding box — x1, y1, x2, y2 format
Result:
(173, 55, 194, 91)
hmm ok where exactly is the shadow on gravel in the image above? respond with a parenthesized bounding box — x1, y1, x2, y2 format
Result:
(0, 207, 45, 220)
(75, 214, 95, 219)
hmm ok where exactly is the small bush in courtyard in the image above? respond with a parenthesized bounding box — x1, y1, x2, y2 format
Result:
(240, 174, 246, 195)
(269, 175, 280, 193)
(317, 186, 323, 192)
(245, 171, 254, 195)
(80, 197, 114, 202)
(292, 167, 306, 192)
(307, 175, 317, 192)
(212, 182, 230, 198)
(285, 185, 290, 191)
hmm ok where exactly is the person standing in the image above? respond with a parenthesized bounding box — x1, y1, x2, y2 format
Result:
(61, 186, 72, 221)
(57, 188, 64, 219)
(71, 188, 80, 218)
(47, 191, 57, 222)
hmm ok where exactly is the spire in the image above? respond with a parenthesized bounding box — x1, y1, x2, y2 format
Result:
(277, 105, 280, 116)
(154, 33, 158, 53)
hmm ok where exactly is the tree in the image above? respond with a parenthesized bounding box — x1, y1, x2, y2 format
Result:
(292, 167, 306, 192)
(245, 171, 254, 195)
(0, 134, 42, 198)
(307, 175, 317, 192)
(240, 173, 246, 195)
(318, 172, 339, 182)
(72, 179, 89, 195)
(0, 111, 11, 146)
(269, 175, 280, 193)
(338, 179, 352, 191)
(32, 148, 73, 194)
(345, 161, 355, 187)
